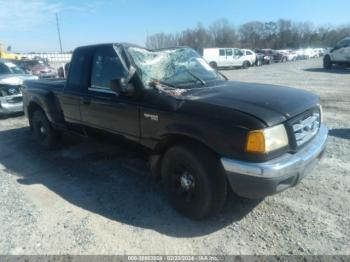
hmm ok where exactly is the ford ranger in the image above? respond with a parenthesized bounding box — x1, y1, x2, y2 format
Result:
(22, 43, 328, 219)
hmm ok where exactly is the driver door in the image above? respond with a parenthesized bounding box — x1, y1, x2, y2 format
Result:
(233, 49, 244, 66)
(80, 45, 140, 138)
(217, 49, 227, 67)
(225, 48, 235, 66)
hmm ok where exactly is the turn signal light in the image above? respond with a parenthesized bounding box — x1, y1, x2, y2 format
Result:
(245, 130, 265, 153)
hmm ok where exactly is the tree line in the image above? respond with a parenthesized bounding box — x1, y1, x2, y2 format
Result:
(145, 19, 350, 52)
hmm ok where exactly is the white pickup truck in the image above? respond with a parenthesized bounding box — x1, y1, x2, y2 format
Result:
(323, 37, 350, 69)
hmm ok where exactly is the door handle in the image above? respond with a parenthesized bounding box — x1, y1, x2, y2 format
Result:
(82, 98, 91, 105)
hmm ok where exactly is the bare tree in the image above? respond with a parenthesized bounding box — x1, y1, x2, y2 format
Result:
(209, 19, 238, 47)
(145, 19, 350, 51)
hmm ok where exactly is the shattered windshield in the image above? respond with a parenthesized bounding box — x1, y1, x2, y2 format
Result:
(128, 47, 220, 88)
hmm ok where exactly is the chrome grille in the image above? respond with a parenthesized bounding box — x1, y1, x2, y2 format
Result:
(292, 112, 320, 146)
(0, 85, 21, 97)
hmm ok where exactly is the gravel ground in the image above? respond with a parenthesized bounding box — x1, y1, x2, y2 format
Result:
(0, 58, 349, 255)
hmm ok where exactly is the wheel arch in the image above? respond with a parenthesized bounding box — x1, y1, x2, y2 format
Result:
(149, 133, 220, 180)
(27, 101, 45, 129)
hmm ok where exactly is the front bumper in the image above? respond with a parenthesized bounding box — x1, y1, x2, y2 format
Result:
(221, 124, 328, 199)
(0, 96, 23, 115)
(34, 72, 57, 79)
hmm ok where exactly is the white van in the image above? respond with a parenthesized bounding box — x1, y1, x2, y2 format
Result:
(203, 48, 252, 69)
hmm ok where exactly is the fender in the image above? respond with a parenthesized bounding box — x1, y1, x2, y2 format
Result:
(26, 89, 65, 127)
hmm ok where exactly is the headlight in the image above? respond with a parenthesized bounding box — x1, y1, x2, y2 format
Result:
(245, 124, 289, 154)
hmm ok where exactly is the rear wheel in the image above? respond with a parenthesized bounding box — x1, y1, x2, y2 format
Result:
(323, 55, 332, 69)
(161, 144, 227, 220)
(242, 61, 250, 69)
(209, 61, 218, 70)
(31, 110, 61, 149)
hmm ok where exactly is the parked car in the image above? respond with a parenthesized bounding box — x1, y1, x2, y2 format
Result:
(0, 59, 38, 116)
(314, 48, 325, 57)
(255, 49, 276, 64)
(277, 50, 298, 61)
(13, 59, 58, 79)
(57, 62, 70, 78)
(203, 48, 252, 69)
(255, 53, 265, 66)
(23, 43, 328, 220)
(295, 49, 307, 60)
(323, 37, 350, 69)
(261, 49, 288, 62)
(305, 48, 319, 59)
(241, 49, 257, 66)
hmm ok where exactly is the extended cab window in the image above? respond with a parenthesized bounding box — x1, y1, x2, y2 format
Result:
(91, 47, 126, 90)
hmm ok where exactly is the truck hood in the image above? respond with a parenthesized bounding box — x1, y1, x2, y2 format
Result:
(182, 81, 319, 126)
(0, 74, 38, 85)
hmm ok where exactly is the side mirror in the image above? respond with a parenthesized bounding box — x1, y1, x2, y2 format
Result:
(109, 65, 137, 95)
(110, 78, 135, 95)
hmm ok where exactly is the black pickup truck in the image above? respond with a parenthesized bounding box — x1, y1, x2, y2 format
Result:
(22, 43, 328, 219)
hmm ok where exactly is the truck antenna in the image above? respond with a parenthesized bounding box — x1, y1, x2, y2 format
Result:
(56, 13, 63, 53)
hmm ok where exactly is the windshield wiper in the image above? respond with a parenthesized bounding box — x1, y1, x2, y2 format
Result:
(217, 71, 228, 80)
(149, 79, 176, 88)
(185, 70, 206, 86)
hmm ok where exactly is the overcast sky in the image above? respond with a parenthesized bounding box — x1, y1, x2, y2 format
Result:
(1, 0, 349, 53)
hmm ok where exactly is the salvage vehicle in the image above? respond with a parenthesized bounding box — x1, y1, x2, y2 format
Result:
(254, 53, 264, 66)
(22, 43, 328, 219)
(255, 49, 288, 63)
(241, 49, 257, 67)
(324, 37, 350, 69)
(0, 59, 38, 116)
(254, 49, 273, 64)
(14, 59, 58, 79)
(277, 50, 298, 61)
(203, 48, 251, 69)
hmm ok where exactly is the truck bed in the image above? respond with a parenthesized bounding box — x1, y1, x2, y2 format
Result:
(24, 78, 65, 92)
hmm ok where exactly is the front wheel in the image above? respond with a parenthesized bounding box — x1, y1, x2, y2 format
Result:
(323, 55, 332, 69)
(209, 61, 218, 70)
(242, 61, 250, 69)
(161, 145, 227, 220)
(31, 110, 61, 149)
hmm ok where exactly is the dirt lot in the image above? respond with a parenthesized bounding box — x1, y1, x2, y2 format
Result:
(0, 59, 349, 255)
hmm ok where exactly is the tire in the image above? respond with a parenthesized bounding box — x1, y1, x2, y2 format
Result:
(209, 61, 218, 70)
(161, 144, 227, 220)
(242, 61, 250, 69)
(31, 110, 61, 149)
(323, 55, 332, 69)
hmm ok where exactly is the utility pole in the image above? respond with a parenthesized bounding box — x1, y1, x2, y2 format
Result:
(55, 13, 63, 53)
